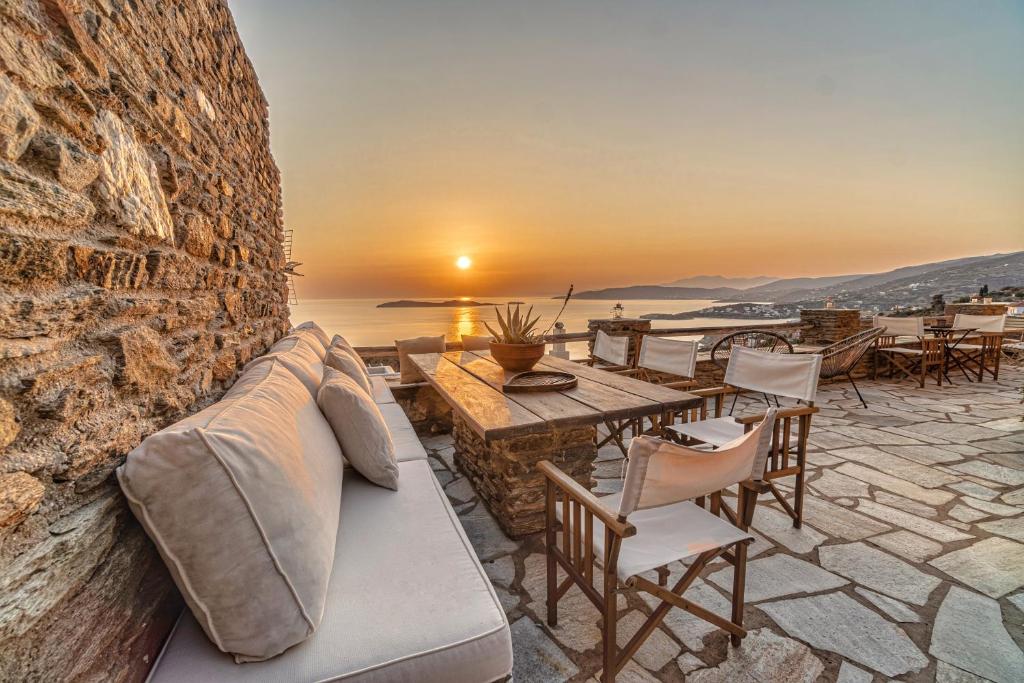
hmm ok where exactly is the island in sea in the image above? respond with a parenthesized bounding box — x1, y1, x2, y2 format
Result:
(377, 299, 497, 308)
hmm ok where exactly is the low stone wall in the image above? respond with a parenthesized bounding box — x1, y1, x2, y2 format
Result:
(800, 309, 862, 345)
(944, 303, 1008, 317)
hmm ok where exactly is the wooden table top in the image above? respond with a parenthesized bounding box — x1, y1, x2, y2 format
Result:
(408, 351, 702, 441)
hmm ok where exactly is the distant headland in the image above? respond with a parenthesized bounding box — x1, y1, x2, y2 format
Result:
(377, 299, 496, 308)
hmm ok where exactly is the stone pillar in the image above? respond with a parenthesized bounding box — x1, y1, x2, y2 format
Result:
(453, 416, 597, 537)
(944, 303, 1008, 318)
(800, 309, 862, 345)
(587, 318, 652, 363)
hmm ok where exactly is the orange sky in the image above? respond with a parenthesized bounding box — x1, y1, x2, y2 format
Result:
(232, 2, 1024, 299)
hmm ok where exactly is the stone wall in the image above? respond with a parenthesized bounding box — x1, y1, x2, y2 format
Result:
(0, 2, 288, 680)
(800, 308, 862, 345)
(944, 303, 1008, 317)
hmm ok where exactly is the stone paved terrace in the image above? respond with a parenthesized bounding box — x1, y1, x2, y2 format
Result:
(421, 367, 1024, 682)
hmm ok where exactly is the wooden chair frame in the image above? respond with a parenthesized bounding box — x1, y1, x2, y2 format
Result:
(666, 388, 817, 528)
(873, 334, 944, 388)
(950, 333, 1004, 382)
(539, 461, 767, 683)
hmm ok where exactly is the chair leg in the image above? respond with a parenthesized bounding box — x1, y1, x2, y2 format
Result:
(545, 483, 558, 627)
(730, 540, 748, 647)
(602, 570, 618, 683)
(847, 373, 868, 409)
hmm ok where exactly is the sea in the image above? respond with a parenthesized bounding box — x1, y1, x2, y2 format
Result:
(290, 297, 763, 356)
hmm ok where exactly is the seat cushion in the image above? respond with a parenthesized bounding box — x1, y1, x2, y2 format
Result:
(378, 402, 428, 462)
(667, 417, 745, 447)
(881, 347, 924, 356)
(370, 375, 396, 404)
(148, 460, 513, 683)
(557, 493, 753, 582)
(318, 368, 398, 490)
(118, 360, 344, 662)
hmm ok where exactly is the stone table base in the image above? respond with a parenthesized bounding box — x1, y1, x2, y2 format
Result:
(453, 415, 597, 537)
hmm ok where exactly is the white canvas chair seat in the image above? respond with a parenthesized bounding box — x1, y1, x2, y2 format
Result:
(724, 346, 821, 403)
(883, 347, 925, 356)
(874, 315, 925, 338)
(593, 330, 630, 367)
(637, 336, 698, 378)
(666, 417, 744, 447)
(953, 314, 1006, 333)
(557, 496, 752, 582)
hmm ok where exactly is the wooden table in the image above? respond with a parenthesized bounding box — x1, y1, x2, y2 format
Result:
(409, 351, 702, 536)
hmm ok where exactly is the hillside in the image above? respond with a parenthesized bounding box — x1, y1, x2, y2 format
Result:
(574, 251, 1023, 308)
(570, 285, 741, 300)
(750, 252, 1018, 304)
(664, 275, 777, 289)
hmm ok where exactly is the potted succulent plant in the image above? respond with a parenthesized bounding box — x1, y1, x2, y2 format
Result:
(484, 287, 573, 372)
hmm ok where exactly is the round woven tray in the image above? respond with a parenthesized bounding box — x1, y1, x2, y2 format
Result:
(502, 370, 578, 393)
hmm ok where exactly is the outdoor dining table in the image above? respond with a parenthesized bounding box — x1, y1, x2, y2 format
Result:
(925, 325, 976, 383)
(407, 350, 702, 537)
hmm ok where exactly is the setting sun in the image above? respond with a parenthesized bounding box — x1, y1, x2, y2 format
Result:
(455, 256, 472, 270)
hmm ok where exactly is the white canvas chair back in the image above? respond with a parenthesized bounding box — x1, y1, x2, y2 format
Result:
(724, 346, 821, 403)
(618, 407, 777, 517)
(461, 334, 493, 351)
(637, 337, 698, 378)
(874, 315, 924, 337)
(953, 314, 1006, 333)
(593, 330, 629, 366)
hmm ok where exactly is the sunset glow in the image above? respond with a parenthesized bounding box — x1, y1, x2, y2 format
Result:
(456, 256, 472, 270)
(232, 2, 1024, 298)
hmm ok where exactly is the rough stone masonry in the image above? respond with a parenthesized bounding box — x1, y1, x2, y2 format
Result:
(0, 2, 289, 680)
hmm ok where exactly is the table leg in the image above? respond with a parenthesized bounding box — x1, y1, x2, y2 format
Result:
(453, 415, 597, 538)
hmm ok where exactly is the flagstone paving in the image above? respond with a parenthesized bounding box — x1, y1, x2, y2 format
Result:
(418, 366, 1024, 681)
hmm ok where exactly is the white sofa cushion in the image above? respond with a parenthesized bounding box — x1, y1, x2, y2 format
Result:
(324, 346, 373, 395)
(377, 402, 428, 462)
(291, 321, 331, 352)
(318, 368, 399, 490)
(117, 360, 344, 662)
(147, 460, 513, 683)
(244, 335, 324, 397)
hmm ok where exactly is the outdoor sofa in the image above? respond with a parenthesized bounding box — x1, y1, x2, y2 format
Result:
(118, 322, 513, 682)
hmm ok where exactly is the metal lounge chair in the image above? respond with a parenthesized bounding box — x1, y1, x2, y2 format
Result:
(816, 327, 885, 408)
(539, 408, 777, 682)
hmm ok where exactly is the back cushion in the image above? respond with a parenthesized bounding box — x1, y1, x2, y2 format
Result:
(395, 335, 446, 383)
(116, 360, 344, 662)
(325, 347, 373, 395)
(291, 321, 331, 352)
(245, 334, 324, 396)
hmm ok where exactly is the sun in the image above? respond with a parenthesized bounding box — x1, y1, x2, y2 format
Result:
(455, 255, 472, 270)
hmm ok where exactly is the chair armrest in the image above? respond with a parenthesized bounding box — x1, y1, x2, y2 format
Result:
(734, 405, 819, 424)
(538, 460, 636, 538)
(740, 479, 771, 494)
(691, 386, 732, 398)
(661, 379, 699, 390)
(611, 368, 641, 376)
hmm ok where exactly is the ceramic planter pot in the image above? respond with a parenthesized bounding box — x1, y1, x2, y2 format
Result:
(489, 341, 546, 372)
